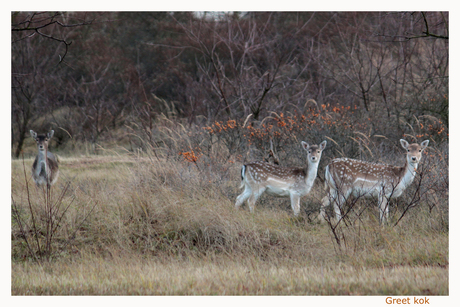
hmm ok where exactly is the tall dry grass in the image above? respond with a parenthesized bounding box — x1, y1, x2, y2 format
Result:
(11, 141, 448, 294)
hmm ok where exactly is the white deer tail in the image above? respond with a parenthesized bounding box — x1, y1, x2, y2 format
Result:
(239, 165, 246, 189)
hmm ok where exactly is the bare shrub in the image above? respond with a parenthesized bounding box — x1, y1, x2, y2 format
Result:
(12, 157, 96, 262)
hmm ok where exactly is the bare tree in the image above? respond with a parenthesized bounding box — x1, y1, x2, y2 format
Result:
(11, 12, 98, 156)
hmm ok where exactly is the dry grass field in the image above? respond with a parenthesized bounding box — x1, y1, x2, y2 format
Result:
(11, 150, 448, 296)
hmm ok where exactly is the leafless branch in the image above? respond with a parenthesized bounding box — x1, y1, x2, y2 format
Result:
(12, 12, 96, 64)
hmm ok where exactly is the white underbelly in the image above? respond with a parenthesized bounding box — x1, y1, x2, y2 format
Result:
(265, 186, 291, 197)
(350, 178, 382, 197)
(351, 180, 402, 198)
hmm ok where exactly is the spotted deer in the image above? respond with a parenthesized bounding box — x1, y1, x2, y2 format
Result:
(30, 130, 59, 189)
(319, 139, 429, 224)
(235, 141, 327, 216)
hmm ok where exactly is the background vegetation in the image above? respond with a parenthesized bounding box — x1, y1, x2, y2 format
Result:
(12, 12, 448, 157)
(11, 11, 448, 295)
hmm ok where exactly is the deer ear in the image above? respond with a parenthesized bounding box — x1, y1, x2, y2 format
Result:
(421, 140, 429, 150)
(400, 139, 409, 150)
(320, 140, 327, 151)
(48, 130, 54, 139)
(30, 130, 37, 139)
(301, 141, 310, 151)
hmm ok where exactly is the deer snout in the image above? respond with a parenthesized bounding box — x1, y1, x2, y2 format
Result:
(311, 156, 317, 161)
(411, 156, 418, 162)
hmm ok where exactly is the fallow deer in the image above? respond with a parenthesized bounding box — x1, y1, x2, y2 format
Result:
(319, 139, 429, 224)
(235, 141, 327, 216)
(30, 130, 59, 189)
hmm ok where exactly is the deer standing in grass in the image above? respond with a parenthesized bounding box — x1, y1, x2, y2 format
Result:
(30, 130, 59, 189)
(319, 139, 429, 224)
(235, 141, 327, 216)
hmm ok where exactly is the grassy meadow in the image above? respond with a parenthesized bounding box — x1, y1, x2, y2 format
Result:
(11, 145, 448, 295)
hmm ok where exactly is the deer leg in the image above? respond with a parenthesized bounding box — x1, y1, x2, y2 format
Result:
(290, 193, 301, 216)
(378, 194, 389, 224)
(247, 188, 264, 213)
(235, 186, 252, 209)
(333, 202, 342, 222)
(318, 196, 329, 222)
(331, 189, 345, 222)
